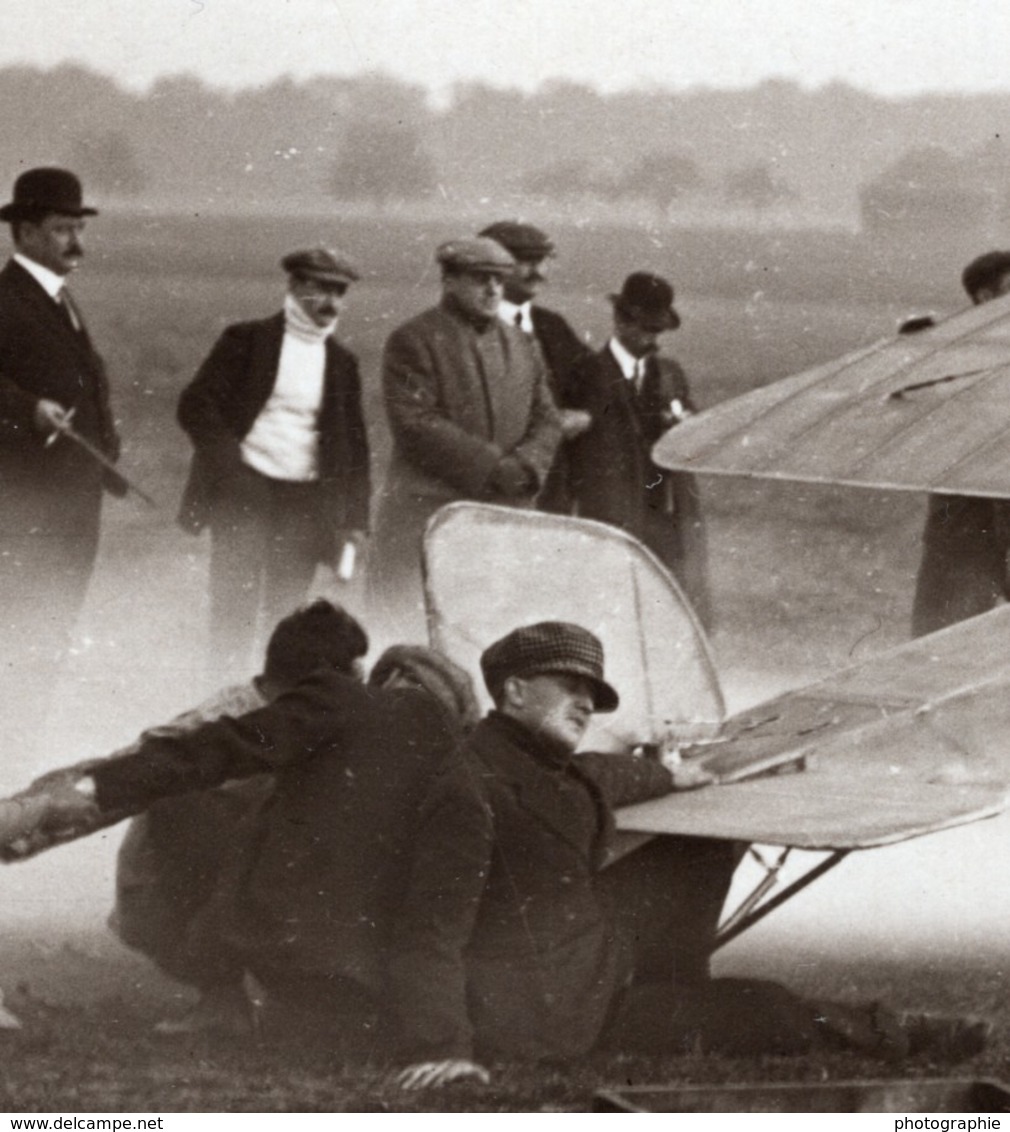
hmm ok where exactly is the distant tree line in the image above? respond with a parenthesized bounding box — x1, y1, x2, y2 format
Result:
(4, 63, 1010, 227)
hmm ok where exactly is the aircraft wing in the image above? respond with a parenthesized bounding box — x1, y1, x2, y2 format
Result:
(424, 504, 1009, 851)
(653, 292, 1010, 497)
(618, 606, 1010, 847)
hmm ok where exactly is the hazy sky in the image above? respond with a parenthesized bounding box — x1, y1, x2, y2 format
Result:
(8, 0, 1010, 98)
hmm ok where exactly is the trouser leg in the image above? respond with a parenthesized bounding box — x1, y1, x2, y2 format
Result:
(261, 481, 324, 634)
(208, 470, 272, 683)
(598, 835, 741, 985)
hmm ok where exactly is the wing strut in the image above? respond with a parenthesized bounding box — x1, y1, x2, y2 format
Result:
(711, 849, 850, 953)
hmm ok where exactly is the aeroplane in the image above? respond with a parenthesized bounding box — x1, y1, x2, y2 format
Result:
(423, 296, 1010, 959)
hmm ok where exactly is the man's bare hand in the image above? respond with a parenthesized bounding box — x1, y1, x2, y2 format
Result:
(667, 759, 717, 791)
(34, 399, 73, 436)
(396, 1059, 490, 1090)
(559, 408, 592, 439)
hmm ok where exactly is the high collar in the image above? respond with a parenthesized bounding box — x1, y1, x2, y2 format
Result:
(607, 335, 647, 381)
(13, 253, 66, 299)
(486, 710, 573, 771)
(498, 297, 533, 333)
(441, 292, 497, 333)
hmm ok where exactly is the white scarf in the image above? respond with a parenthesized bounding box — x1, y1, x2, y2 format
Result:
(284, 293, 337, 343)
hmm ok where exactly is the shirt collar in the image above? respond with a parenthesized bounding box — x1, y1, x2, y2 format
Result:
(608, 335, 643, 381)
(498, 298, 533, 333)
(14, 253, 66, 299)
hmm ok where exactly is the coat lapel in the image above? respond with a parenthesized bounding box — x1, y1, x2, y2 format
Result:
(473, 720, 609, 862)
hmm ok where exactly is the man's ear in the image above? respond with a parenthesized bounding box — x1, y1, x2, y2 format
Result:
(500, 675, 526, 710)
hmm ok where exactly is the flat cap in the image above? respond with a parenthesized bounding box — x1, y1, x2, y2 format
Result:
(480, 621, 619, 713)
(479, 221, 554, 261)
(436, 237, 516, 274)
(281, 246, 360, 285)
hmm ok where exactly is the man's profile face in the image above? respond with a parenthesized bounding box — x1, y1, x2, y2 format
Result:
(17, 214, 85, 276)
(289, 276, 348, 327)
(504, 257, 547, 305)
(444, 268, 505, 321)
(505, 671, 595, 753)
(615, 314, 662, 359)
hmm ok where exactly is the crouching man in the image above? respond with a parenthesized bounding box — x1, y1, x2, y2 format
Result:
(389, 622, 990, 1090)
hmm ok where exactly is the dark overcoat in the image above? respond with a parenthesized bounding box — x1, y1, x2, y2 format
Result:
(176, 313, 370, 552)
(0, 259, 119, 534)
(386, 712, 675, 1063)
(93, 670, 460, 994)
(567, 346, 712, 627)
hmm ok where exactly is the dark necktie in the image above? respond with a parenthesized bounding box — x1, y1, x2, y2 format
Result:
(514, 309, 524, 330)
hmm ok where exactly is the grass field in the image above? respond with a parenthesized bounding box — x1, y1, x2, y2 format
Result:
(2, 212, 1008, 1111)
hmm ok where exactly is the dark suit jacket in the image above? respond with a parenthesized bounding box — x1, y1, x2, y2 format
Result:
(387, 712, 674, 1063)
(0, 259, 119, 530)
(176, 313, 370, 549)
(530, 305, 591, 407)
(530, 305, 592, 514)
(567, 345, 712, 627)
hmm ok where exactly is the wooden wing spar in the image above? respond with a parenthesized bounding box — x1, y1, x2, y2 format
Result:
(653, 292, 1010, 498)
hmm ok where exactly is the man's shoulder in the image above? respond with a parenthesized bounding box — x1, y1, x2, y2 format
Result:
(388, 304, 451, 341)
(531, 305, 579, 338)
(217, 312, 284, 341)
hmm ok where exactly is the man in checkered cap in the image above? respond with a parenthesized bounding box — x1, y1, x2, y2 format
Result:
(390, 620, 988, 1090)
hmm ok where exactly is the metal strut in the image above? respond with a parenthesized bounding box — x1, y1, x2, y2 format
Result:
(710, 848, 850, 953)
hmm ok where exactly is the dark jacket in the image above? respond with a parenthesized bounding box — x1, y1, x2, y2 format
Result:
(529, 305, 592, 514)
(93, 669, 461, 993)
(387, 712, 674, 1063)
(568, 346, 711, 627)
(0, 259, 119, 524)
(177, 313, 370, 546)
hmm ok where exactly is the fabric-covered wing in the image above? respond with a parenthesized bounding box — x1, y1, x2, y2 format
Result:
(617, 607, 1010, 847)
(654, 293, 1010, 497)
(617, 775, 1005, 850)
(423, 503, 725, 752)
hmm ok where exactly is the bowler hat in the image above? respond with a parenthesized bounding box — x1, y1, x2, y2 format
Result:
(479, 221, 555, 261)
(610, 271, 680, 331)
(0, 167, 97, 222)
(281, 246, 360, 285)
(480, 621, 619, 713)
(436, 237, 515, 275)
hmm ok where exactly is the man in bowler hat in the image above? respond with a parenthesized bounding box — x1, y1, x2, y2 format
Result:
(479, 221, 592, 513)
(567, 272, 712, 628)
(0, 167, 121, 772)
(177, 246, 370, 681)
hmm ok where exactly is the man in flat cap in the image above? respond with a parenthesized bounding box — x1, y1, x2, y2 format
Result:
(0, 167, 121, 772)
(567, 271, 712, 628)
(388, 621, 989, 1090)
(178, 246, 370, 680)
(479, 221, 592, 513)
(911, 250, 1010, 637)
(371, 238, 561, 637)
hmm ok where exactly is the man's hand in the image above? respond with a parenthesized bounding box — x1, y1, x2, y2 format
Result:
(559, 408, 592, 439)
(666, 759, 717, 791)
(396, 1060, 491, 1090)
(488, 455, 534, 498)
(33, 398, 73, 437)
(0, 771, 102, 861)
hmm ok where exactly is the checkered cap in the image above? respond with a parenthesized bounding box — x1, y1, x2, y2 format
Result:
(480, 621, 619, 713)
